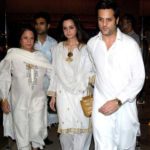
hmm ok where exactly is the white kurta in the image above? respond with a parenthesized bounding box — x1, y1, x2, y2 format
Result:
(87, 29, 145, 150)
(0, 48, 52, 149)
(48, 42, 94, 134)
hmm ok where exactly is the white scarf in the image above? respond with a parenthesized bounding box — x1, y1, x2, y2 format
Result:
(5, 48, 53, 69)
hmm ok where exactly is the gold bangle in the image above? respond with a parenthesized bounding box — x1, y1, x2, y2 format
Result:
(47, 91, 56, 97)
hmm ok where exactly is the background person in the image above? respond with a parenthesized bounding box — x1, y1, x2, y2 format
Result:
(34, 12, 58, 144)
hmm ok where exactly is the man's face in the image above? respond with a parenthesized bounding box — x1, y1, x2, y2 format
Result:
(120, 19, 130, 33)
(34, 17, 49, 35)
(97, 9, 119, 36)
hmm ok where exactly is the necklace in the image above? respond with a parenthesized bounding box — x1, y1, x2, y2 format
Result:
(66, 49, 73, 62)
(64, 41, 79, 62)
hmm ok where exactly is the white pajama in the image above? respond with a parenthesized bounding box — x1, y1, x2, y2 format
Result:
(14, 108, 46, 149)
(60, 133, 92, 150)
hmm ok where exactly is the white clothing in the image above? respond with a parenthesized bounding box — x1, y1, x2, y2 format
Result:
(87, 29, 145, 150)
(48, 42, 94, 134)
(34, 35, 58, 126)
(0, 48, 52, 149)
(60, 132, 92, 150)
(48, 113, 58, 126)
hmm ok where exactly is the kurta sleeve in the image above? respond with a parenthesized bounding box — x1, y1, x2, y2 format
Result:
(47, 68, 57, 97)
(85, 48, 96, 87)
(116, 45, 145, 104)
(0, 59, 12, 100)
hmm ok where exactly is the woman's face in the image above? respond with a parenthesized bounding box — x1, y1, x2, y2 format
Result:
(63, 19, 77, 40)
(20, 30, 35, 52)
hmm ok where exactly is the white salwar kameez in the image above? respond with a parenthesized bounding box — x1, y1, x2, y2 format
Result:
(0, 48, 53, 150)
(87, 29, 145, 150)
(48, 42, 94, 150)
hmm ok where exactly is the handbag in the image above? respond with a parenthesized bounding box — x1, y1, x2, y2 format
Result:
(80, 80, 93, 117)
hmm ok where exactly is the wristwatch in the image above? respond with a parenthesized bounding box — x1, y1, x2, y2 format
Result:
(116, 99, 122, 107)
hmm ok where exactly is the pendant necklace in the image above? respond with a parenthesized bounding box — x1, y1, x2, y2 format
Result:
(64, 41, 79, 62)
(66, 49, 73, 62)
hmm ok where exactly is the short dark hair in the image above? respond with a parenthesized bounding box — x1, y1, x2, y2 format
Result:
(96, 0, 120, 19)
(34, 12, 51, 24)
(18, 25, 37, 47)
(122, 13, 136, 27)
(57, 13, 89, 44)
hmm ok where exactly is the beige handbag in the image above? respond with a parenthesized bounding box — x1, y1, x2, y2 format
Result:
(80, 81, 93, 117)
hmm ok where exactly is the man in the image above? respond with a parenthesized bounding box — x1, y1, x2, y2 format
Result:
(34, 12, 58, 145)
(34, 12, 57, 63)
(120, 13, 140, 45)
(87, 0, 145, 150)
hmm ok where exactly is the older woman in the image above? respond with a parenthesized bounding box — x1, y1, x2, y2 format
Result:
(0, 26, 52, 150)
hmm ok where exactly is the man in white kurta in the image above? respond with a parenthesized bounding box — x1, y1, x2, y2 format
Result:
(87, 1, 145, 149)
(88, 27, 145, 149)
(0, 48, 52, 150)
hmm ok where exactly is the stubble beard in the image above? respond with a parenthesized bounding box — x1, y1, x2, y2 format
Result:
(37, 30, 47, 35)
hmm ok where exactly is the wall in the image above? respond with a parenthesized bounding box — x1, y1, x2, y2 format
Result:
(5, 0, 144, 29)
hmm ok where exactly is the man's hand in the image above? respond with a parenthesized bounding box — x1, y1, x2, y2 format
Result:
(49, 96, 56, 111)
(98, 99, 121, 115)
(1, 99, 10, 114)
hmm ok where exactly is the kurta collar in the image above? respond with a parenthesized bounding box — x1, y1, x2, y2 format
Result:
(37, 35, 49, 44)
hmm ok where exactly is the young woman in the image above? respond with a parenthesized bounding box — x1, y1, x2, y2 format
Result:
(0, 26, 52, 150)
(49, 14, 94, 150)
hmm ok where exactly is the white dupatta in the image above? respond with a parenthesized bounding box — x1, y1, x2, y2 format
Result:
(5, 48, 53, 69)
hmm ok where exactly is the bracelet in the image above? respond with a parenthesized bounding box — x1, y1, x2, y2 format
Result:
(47, 91, 56, 97)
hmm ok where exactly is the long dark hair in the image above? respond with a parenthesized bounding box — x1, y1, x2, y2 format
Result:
(57, 13, 89, 44)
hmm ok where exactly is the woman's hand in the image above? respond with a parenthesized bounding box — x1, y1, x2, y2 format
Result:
(1, 99, 10, 114)
(49, 96, 56, 111)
